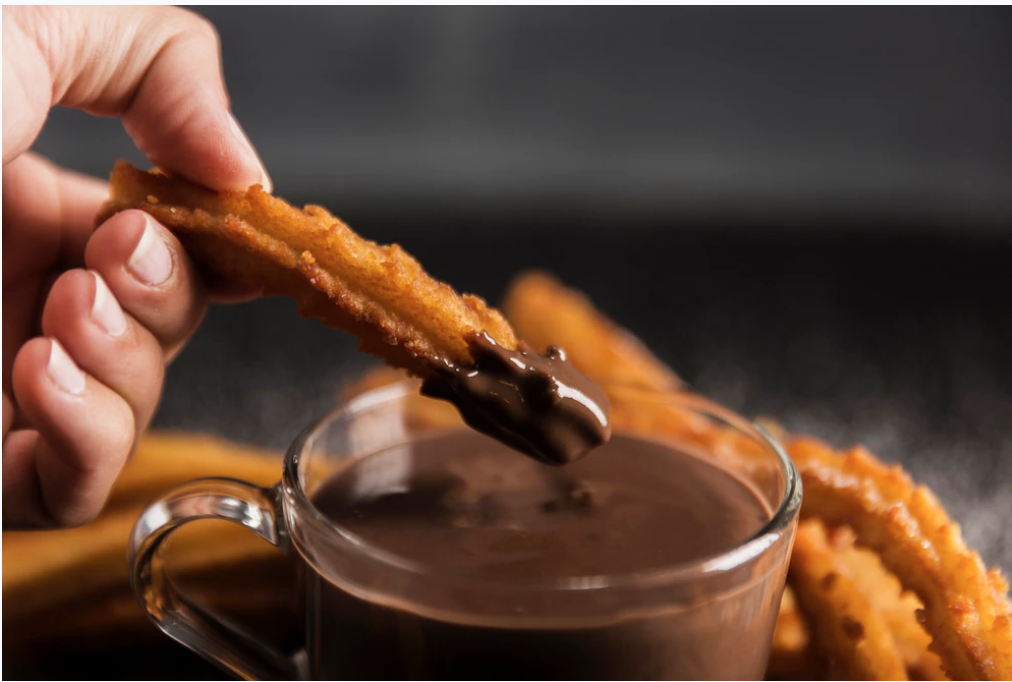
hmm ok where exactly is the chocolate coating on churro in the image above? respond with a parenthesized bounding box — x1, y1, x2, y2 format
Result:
(421, 333, 612, 465)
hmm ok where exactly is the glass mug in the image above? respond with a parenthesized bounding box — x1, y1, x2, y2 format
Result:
(130, 381, 801, 680)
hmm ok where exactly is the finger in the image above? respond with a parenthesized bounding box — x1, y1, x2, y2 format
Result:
(40, 269, 165, 430)
(3, 429, 49, 528)
(85, 209, 207, 359)
(3, 6, 269, 192)
(8, 338, 134, 527)
(3, 154, 111, 395)
(2, 153, 108, 285)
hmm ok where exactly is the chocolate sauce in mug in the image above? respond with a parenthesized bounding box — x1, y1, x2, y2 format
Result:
(301, 430, 779, 679)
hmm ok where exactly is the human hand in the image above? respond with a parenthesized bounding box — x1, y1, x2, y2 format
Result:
(3, 6, 270, 528)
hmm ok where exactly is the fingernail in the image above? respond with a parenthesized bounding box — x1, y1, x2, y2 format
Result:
(127, 216, 173, 286)
(89, 272, 127, 337)
(47, 340, 86, 395)
(228, 112, 272, 193)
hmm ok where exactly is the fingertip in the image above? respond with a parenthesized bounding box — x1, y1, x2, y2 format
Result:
(46, 338, 87, 396)
(226, 111, 272, 193)
(127, 103, 270, 194)
(13, 337, 89, 403)
(88, 207, 209, 355)
(89, 209, 175, 287)
(106, 8, 271, 194)
(11, 333, 136, 467)
(89, 208, 148, 261)
(41, 268, 98, 336)
(39, 261, 168, 431)
(12, 338, 58, 401)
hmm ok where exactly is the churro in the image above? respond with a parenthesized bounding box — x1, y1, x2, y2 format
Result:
(98, 163, 611, 465)
(790, 520, 907, 680)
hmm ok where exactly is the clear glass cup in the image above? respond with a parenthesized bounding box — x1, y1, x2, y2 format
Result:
(130, 381, 801, 680)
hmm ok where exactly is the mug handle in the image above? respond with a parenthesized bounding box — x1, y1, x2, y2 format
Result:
(129, 477, 298, 681)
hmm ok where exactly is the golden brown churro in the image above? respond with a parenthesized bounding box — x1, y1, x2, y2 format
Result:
(97, 164, 611, 465)
(97, 163, 516, 377)
(832, 529, 947, 680)
(789, 520, 907, 680)
(789, 437, 1012, 680)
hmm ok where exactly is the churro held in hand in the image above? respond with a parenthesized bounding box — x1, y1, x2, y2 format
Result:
(98, 162, 610, 465)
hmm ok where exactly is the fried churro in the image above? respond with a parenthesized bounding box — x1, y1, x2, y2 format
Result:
(790, 520, 908, 680)
(98, 163, 610, 465)
(832, 528, 947, 680)
(789, 437, 1012, 681)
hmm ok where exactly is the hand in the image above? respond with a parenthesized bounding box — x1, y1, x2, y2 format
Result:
(2, 6, 270, 528)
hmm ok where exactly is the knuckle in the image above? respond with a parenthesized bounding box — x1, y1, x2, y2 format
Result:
(193, 15, 221, 47)
(168, 8, 220, 48)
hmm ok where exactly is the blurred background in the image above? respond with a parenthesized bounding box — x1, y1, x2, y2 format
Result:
(32, 7, 1012, 571)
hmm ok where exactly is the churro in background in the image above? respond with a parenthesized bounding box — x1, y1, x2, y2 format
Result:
(2, 433, 298, 673)
(503, 270, 1012, 681)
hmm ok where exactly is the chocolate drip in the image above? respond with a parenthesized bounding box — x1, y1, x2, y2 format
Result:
(421, 333, 612, 465)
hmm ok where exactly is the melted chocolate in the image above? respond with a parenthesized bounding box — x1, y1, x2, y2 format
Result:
(420, 333, 612, 465)
(315, 430, 771, 577)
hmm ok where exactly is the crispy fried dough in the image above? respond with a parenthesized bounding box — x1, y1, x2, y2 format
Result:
(97, 161, 517, 377)
(789, 438, 1012, 680)
(827, 528, 947, 681)
(503, 271, 681, 391)
(790, 520, 908, 680)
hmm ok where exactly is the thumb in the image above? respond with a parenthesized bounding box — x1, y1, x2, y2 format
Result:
(2, 6, 270, 192)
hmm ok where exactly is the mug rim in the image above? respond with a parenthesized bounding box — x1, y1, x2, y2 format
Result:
(283, 380, 802, 591)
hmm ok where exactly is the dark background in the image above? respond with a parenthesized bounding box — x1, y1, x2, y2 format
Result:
(32, 7, 1012, 572)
